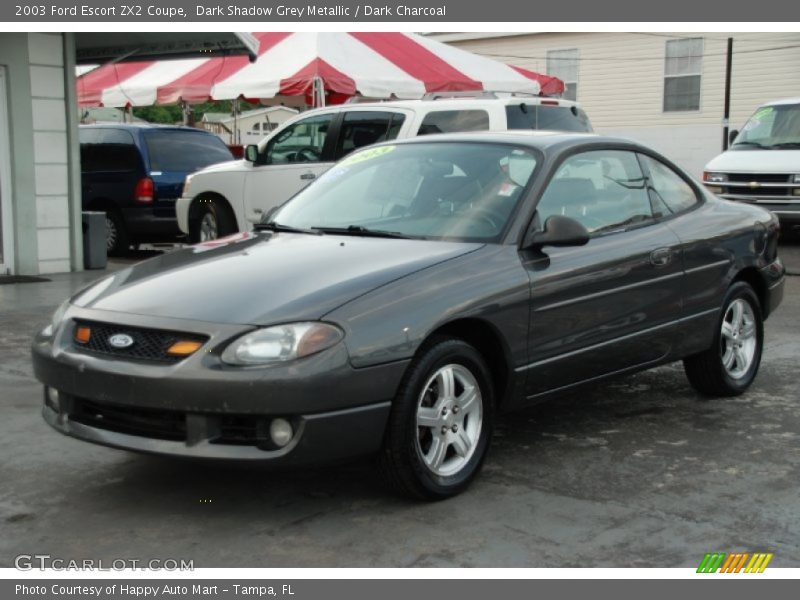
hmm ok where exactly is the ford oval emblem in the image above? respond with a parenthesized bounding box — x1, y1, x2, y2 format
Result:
(108, 333, 134, 349)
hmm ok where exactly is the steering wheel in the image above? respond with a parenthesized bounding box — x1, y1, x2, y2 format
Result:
(467, 207, 507, 231)
(294, 147, 321, 162)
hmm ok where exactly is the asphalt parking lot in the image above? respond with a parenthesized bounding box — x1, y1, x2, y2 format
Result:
(1, 241, 798, 568)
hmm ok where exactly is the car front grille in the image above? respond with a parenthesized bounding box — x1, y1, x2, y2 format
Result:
(68, 397, 278, 448)
(72, 398, 187, 441)
(73, 320, 208, 363)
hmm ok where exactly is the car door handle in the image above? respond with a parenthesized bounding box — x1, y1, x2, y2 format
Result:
(300, 172, 316, 181)
(650, 248, 673, 267)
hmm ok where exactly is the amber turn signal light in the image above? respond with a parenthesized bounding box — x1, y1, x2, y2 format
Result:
(166, 340, 203, 356)
(74, 326, 91, 344)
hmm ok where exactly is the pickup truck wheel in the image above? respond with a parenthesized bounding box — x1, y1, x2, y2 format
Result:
(105, 210, 130, 257)
(191, 198, 235, 243)
(683, 282, 763, 397)
(379, 338, 494, 500)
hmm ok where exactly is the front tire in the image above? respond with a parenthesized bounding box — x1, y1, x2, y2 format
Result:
(105, 209, 130, 257)
(683, 281, 763, 397)
(379, 338, 494, 500)
(191, 197, 236, 243)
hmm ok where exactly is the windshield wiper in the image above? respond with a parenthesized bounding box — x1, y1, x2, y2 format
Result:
(732, 141, 767, 149)
(765, 142, 800, 149)
(311, 225, 410, 239)
(254, 221, 323, 235)
(592, 215, 650, 235)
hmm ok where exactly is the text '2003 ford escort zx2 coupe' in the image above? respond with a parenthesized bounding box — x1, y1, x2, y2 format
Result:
(33, 132, 785, 499)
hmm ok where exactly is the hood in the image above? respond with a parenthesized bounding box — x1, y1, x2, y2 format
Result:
(75, 232, 481, 325)
(192, 159, 248, 176)
(705, 149, 800, 173)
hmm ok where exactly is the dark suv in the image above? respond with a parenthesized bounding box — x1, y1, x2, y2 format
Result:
(80, 124, 233, 255)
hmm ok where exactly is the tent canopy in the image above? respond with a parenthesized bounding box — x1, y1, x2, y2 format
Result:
(77, 32, 564, 108)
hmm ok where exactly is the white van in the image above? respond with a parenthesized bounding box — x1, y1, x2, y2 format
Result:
(176, 94, 592, 242)
(703, 98, 800, 230)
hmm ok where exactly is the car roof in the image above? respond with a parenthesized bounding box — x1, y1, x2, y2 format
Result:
(385, 130, 640, 151)
(758, 97, 800, 107)
(78, 123, 212, 133)
(300, 96, 584, 115)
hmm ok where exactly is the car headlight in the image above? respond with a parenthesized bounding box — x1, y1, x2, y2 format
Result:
(42, 298, 70, 337)
(221, 322, 343, 365)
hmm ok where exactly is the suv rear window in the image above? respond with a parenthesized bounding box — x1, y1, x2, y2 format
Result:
(505, 104, 592, 132)
(143, 130, 233, 172)
(417, 110, 490, 136)
(80, 129, 141, 173)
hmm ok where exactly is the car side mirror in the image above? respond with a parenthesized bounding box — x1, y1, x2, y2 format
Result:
(728, 129, 739, 146)
(524, 215, 590, 249)
(245, 144, 260, 163)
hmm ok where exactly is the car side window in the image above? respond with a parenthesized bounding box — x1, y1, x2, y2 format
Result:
(536, 150, 654, 234)
(639, 154, 700, 215)
(417, 110, 490, 136)
(265, 113, 333, 165)
(334, 111, 407, 160)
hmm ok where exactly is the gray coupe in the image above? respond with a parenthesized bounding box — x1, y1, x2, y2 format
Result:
(33, 132, 785, 499)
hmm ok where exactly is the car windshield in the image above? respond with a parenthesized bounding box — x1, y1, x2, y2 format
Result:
(733, 103, 800, 149)
(267, 142, 539, 242)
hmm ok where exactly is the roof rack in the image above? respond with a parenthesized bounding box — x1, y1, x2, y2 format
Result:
(421, 90, 548, 101)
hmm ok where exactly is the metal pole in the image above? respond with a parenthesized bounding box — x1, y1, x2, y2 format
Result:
(233, 98, 239, 145)
(723, 37, 733, 151)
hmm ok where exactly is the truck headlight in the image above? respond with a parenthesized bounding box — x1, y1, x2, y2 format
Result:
(42, 299, 70, 337)
(793, 174, 800, 195)
(182, 174, 194, 198)
(703, 172, 727, 194)
(221, 322, 343, 365)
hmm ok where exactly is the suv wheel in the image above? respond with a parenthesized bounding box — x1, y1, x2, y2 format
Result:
(105, 210, 130, 257)
(379, 338, 494, 500)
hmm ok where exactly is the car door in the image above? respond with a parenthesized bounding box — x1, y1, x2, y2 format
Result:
(331, 109, 408, 161)
(243, 111, 337, 224)
(520, 149, 684, 400)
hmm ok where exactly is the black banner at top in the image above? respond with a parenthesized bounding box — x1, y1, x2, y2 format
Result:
(3, 0, 800, 22)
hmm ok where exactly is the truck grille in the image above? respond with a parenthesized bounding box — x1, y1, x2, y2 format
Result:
(711, 173, 798, 201)
(73, 320, 208, 363)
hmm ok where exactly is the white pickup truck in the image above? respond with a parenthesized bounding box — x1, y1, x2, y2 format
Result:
(703, 97, 800, 232)
(176, 94, 593, 242)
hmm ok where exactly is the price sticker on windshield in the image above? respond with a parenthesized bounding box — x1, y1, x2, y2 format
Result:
(340, 145, 396, 166)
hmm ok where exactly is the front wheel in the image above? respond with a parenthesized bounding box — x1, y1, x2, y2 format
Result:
(684, 282, 763, 397)
(190, 198, 236, 243)
(379, 338, 494, 500)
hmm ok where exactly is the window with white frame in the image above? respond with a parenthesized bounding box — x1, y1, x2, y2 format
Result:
(664, 38, 703, 112)
(546, 49, 579, 101)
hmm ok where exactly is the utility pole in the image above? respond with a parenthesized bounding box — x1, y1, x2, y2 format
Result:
(722, 37, 733, 150)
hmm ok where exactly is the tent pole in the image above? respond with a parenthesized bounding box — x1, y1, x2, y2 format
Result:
(233, 98, 239, 145)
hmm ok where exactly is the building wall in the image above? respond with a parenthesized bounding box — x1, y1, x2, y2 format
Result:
(0, 33, 80, 275)
(442, 32, 800, 177)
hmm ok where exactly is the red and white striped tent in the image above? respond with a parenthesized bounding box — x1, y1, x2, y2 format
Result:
(77, 32, 564, 108)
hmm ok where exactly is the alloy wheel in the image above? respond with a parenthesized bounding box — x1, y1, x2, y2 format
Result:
(199, 211, 218, 242)
(720, 298, 757, 379)
(415, 363, 483, 477)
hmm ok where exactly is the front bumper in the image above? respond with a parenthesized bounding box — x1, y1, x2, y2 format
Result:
(176, 196, 191, 235)
(33, 308, 408, 463)
(716, 194, 800, 228)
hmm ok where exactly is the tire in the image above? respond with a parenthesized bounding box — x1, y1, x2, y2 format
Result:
(379, 338, 495, 500)
(190, 197, 236, 243)
(683, 281, 764, 397)
(105, 209, 130, 257)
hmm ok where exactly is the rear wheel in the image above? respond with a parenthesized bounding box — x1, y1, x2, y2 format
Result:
(191, 197, 236, 243)
(105, 209, 130, 257)
(379, 338, 494, 500)
(683, 282, 763, 397)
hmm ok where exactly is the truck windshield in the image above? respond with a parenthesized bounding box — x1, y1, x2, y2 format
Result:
(733, 103, 800, 149)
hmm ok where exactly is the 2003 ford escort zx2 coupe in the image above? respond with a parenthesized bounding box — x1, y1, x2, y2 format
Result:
(33, 132, 785, 499)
